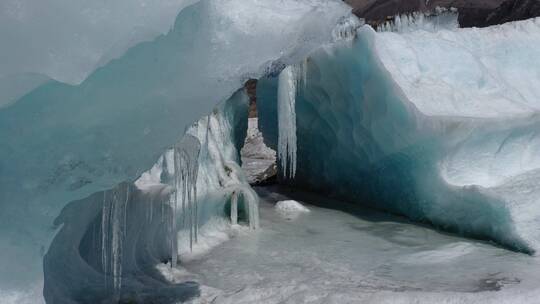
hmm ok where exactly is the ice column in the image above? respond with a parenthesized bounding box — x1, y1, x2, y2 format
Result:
(101, 183, 131, 293)
(277, 64, 301, 179)
(230, 191, 238, 225)
(172, 134, 201, 266)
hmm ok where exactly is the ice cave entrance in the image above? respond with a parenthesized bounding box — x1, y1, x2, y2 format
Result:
(240, 79, 278, 187)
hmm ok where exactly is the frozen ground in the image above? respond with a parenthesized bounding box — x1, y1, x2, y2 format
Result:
(175, 186, 540, 303)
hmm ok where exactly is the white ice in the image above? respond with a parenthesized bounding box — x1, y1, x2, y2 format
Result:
(181, 186, 540, 304)
(275, 200, 310, 218)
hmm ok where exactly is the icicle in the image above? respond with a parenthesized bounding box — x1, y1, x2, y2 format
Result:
(172, 134, 200, 263)
(101, 192, 110, 286)
(331, 15, 362, 42)
(101, 183, 130, 294)
(277, 64, 300, 179)
(230, 191, 238, 225)
(376, 8, 458, 33)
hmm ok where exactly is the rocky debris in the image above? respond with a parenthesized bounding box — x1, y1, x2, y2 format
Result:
(245, 79, 258, 118)
(241, 118, 277, 185)
(344, 0, 540, 28)
(485, 0, 540, 26)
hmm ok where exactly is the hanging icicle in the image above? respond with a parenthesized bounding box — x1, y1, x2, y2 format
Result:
(101, 183, 131, 293)
(278, 64, 302, 179)
(171, 134, 201, 266)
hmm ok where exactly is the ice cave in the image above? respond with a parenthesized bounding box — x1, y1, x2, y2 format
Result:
(1, 0, 540, 303)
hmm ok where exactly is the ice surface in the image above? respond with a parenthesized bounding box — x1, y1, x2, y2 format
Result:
(257, 17, 540, 252)
(0, 0, 197, 84)
(0, 0, 353, 300)
(0, 73, 50, 108)
(183, 186, 540, 304)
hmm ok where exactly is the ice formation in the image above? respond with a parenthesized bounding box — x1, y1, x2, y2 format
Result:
(277, 65, 300, 179)
(172, 135, 201, 263)
(43, 88, 256, 302)
(258, 16, 540, 253)
(0, 0, 352, 301)
(0, 0, 197, 85)
(101, 183, 131, 292)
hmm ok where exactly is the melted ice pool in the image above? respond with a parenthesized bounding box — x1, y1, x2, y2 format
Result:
(180, 186, 540, 303)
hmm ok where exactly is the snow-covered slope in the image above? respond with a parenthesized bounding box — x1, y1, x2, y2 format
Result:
(258, 16, 540, 253)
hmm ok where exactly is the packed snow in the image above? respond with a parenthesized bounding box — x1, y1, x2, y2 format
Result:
(275, 200, 311, 215)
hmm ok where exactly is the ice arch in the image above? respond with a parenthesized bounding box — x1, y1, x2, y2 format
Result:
(0, 0, 353, 302)
(258, 17, 540, 253)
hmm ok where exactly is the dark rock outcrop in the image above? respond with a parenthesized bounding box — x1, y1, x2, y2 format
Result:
(485, 0, 540, 26)
(345, 0, 540, 28)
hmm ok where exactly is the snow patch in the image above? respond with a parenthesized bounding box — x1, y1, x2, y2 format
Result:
(178, 217, 249, 262)
(275, 200, 310, 217)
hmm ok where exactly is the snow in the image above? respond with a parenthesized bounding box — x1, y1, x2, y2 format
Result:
(275, 200, 311, 216)
(377, 17, 540, 118)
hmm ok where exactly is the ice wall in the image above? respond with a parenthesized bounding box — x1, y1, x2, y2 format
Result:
(258, 17, 540, 253)
(0, 0, 353, 302)
(44, 89, 255, 303)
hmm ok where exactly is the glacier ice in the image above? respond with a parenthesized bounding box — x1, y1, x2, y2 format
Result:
(0, 0, 198, 85)
(43, 88, 256, 303)
(0, 0, 353, 301)
(172, 134, 201, 262)
(257, 16, 540, 253)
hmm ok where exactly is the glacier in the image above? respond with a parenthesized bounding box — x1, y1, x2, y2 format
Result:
(44, 89, 258, 303)
(3, 0, 540, 302)
(258, 15, 540, 253)
(0, 0, 353, 302)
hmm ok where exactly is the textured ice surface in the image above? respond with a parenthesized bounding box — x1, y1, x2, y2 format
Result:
(0, 0, 353, 301)
(183, 186, 540, 304)
(258, 17, 540, 252)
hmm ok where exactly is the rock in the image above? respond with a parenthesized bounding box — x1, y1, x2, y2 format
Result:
(241, 118, 277, 185)
(344, 0, 540, 28)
